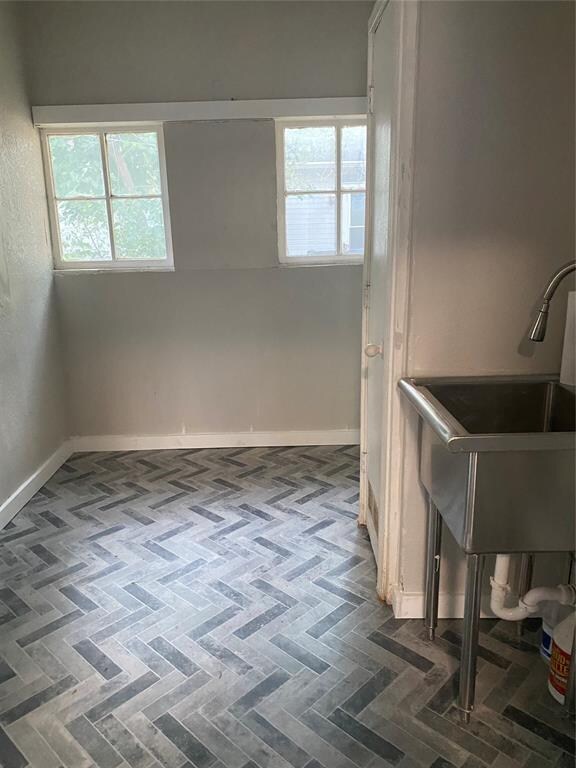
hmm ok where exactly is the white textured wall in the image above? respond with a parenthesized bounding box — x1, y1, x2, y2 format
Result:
(20, 2, 369, 439)
(0, 5, 68, 506)
(398, 0, 575, 610)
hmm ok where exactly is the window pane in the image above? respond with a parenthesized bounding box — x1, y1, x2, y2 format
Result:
(112, 198, 166, 260)
(286, 194, 336, 257)
(341, 192, 365, 256)
(284, 127, 336, 192)
(49, 135, 104, 198)
(341, 126, 367, 190)
(107, 132, 162, 196)
(57, 200, 111, 261)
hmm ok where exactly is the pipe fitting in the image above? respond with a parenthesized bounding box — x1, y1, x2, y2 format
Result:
(489, 555, 576, 622)
(521, 583, 576, 611)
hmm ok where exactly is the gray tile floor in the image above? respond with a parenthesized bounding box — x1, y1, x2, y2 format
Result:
(0, 446, 573, 768)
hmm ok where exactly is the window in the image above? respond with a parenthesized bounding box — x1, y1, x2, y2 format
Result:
(275, 119, 367, 265)
(42, 127, 173, 270)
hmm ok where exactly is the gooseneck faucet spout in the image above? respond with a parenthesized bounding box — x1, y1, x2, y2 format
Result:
(529, 261, 576, 342)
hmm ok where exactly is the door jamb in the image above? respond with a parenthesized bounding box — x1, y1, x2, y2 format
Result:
(359, 0, 420, 602)
(357, 1, 385, 529)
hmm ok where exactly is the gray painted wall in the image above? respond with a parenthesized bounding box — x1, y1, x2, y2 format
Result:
(165, 120, 278, 271)
(21, 1, 369, 438)
(56, 268, 362, 436)
(399, 0, 575, 606)
(409, 0, 575, 379)
(21, 1, 372, 105)
(0, 5, 68, 505)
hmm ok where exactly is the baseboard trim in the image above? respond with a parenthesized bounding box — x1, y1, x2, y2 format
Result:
(0, 431, 358, 531)
(69, 429, 360, 453)
(391, 587, 498, 620)
(0, 442, 72, 530)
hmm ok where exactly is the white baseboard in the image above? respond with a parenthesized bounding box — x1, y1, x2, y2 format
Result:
(69, 429, 360, 452)
(391, 587, 498, 620)
(0, 442, 72, 530)
(0, 431, 358, 531)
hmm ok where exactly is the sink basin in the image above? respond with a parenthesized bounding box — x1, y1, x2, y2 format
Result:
(399, 376, 575, 553)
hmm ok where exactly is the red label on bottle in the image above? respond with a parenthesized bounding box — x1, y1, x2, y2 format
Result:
(549, 641, 571, 696)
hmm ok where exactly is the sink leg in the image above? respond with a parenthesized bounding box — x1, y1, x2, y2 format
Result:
(459, 553, 484, 724)
(516, 553, 534, 637)
(424, 497, 442, 642)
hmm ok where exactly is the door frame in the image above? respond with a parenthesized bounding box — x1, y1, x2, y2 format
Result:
(359, 0, 420, 601)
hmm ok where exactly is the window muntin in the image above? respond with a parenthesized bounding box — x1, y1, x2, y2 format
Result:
(43, 127, 173, 270)
(276, 119, 367, 265)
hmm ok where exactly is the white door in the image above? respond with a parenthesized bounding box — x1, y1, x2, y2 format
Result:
(359, 0, 417, 599)
(360, 1, 396, 547)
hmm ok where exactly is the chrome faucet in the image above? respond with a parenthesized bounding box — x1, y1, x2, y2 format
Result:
(529, 261, 576, 342)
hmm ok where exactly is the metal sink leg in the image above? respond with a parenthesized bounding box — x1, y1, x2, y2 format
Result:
(459, 554, 484, 723)
(516, 553, 534, 637)
(425, 497, 442, 641)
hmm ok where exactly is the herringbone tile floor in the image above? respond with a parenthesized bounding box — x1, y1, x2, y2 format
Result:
(0, 447, 573, 768)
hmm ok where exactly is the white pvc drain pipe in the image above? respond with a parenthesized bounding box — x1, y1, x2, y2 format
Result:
(490, 554, 576, 621)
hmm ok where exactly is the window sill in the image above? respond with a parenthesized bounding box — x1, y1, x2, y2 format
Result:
(278, 258, 364, 268)
(53, 266, 175, 275)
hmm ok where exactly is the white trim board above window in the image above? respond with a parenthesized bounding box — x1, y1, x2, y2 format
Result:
(32, 97, 368, 128)
(275, 118, 367, 266)
(41, 125, 173, 271)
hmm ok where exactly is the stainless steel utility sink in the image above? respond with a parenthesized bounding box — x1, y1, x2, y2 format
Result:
(399, 375, 575, 553)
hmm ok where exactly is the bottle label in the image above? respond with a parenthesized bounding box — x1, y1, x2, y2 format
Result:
(541, 623, 553, 661)
(549, 640, 571, 696)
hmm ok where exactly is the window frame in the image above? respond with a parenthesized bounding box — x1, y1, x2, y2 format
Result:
(275, 116, 367, 267)
(41, 124, 174, 272)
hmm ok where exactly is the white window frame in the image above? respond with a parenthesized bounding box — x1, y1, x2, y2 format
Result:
(275, 116, 367, 267)
(41, 124, 174, 271)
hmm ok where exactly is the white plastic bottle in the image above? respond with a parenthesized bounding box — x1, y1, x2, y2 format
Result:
(541, 603, 573, 665)
(548, 611, 575, 704)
